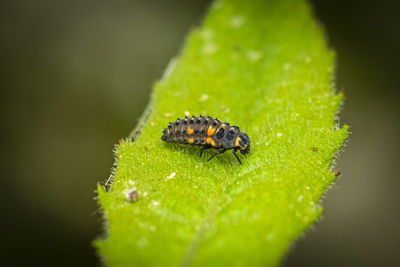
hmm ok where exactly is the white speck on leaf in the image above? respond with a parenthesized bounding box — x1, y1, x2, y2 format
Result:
(165, 112, 171, 117)
(229, 15, 245, 28)
(184, 111, 191, 117)
(152, 201, 160, 206)
(202, 43, 218, 54)
(166, 172, 176, 180)
(297, 195, 303, 202)
(246, 50, 263, 62)
(199, 94, 209, 102)
(276, 132, 282, 137)
(136, 237, 148, 248)
(220, 105, 231, 113)
(283, 63, 291, 71)
(200, 29, 214, 40)
(266, 232, 275, 241)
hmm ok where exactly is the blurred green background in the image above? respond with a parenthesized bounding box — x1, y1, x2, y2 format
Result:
(1, 0, 399, 266)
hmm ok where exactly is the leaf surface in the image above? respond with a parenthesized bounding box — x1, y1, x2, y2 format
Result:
(95, 0, 348, 266)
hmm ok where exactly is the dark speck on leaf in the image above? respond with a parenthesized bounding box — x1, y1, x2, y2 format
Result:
(125, 190, 138, 202)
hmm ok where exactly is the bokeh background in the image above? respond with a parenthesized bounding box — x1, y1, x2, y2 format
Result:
(1, 0, 399, 266)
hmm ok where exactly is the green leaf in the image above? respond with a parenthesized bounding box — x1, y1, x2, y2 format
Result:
(94, 0, 348, 266)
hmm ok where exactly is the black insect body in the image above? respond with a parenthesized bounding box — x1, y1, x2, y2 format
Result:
(161, 116, 250, 164)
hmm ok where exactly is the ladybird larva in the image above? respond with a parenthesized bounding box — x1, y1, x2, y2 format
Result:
(161, 115, 250, 164)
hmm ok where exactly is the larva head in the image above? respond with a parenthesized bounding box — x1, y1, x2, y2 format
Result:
(235, 132, 250, 154)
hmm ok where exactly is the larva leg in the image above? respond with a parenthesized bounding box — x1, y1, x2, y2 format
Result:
(207, 149, 227, 162)
(232, 148, 242, 165)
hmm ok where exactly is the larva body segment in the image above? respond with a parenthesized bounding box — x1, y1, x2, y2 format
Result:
(161, 115, 250, 164)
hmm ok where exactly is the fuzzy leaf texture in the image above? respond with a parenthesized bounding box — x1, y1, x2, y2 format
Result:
(95, 0, 348, 266)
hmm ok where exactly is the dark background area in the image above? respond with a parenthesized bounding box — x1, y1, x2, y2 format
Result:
(1, 0, 399, 266)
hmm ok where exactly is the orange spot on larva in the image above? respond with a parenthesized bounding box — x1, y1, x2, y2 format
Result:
(207, 127, 216, 136)
(235, 136, 242, 147)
